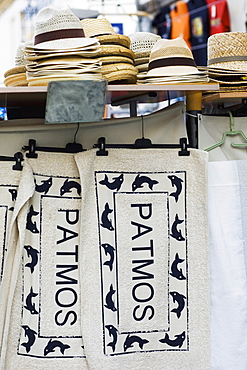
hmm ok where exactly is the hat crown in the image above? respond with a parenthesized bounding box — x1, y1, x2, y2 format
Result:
(81, 18, 116, 37)
(208, 32, 247, 59)
(128, 32, 161, 53)
(146, 37, 199, 77)
(35, 6, 83, 35)
(150, 37, 193, 59)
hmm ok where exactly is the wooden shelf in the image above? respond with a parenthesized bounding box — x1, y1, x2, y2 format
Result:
(0, 83, 219, 108)
(202, 91, 247, 106)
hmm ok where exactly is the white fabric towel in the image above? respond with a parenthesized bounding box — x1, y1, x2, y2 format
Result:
(0, 160, 35, 367)
(1, 152, 88, 370)
(209, 159, 247, 370)
(75, 148, 210, 370)
(0, 162, 22, 286)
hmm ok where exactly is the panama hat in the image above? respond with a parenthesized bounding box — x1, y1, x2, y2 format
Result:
(33, 6, 97, 50)
(81, 18, 131, 48)
(129, 32, 161, 55)
(4, 43, 28, 86)
(81, 17, 116, 37)
(207, 32, 247, 72)
(146, 37, 201, 77)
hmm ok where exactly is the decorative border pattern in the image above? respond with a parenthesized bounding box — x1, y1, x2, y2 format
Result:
(18, 173, 84, 359)
(95, 170, 188, 356)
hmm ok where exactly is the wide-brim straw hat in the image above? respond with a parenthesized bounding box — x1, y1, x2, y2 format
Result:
(81, 17, 116, 37)
(207, 32, 247, 72)
(128, 32, 161, 55)
(81, 18, 131, 48)
(96, 45, 135, 60)
(33, 6, 97, 50)
(96, 34, 130, 48)
(4, 42, 28, 86)
(146, 37, 201, 77)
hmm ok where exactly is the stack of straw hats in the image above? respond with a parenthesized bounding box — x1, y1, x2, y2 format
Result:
(137, 37, 208, 84)
(128, 32, 161, 74)
(202, 32, 247, 91)
(24, 6, 104, 86)
(81, 18, 138, 84)
(4, 43, 28, 86)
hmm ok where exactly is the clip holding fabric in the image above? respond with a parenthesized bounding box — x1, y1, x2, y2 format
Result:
(0, 151, 24, 171)
(23, 139, 85, 158)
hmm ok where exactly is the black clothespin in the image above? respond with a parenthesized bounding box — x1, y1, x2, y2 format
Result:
(179, 138, 190, 156)
(13, 152, 24, 170)
(96, 137, 108, 156)
(25, 139, 38, 158)
(0, 151, 24, 171)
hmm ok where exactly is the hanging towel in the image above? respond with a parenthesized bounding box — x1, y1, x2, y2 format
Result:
(1, 152, 88, 370)
(0, 101, 186, 155)
(0, 162, 22, 286)
(75, 148, 210, 370)
(208, 160, 247, 370)
(0, 159, 35, 366)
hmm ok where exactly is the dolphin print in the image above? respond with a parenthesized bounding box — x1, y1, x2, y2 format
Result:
(159, 331, 186, 348)
(105, 324, 118, 352)
(104, 284, 117, 312)
(132, 174, 159, 192)
(168, 175, 183, 202)
(123, 334, 149, 352)
(100, 203, 114, 231)
(21, 325, 37, 353)
(170, 252, 186, 280)
(170, 291, 186, 318)
(24, 287, 38, 315)
(24, 245, 39, 273)
(60, 179, 81, 196)
(35, 177, 52, 194)
(99, 173, 124, 191)
(44, 338, 70, 356)
(26, 205, 39, 234)
(102, 243, 115, 271)
(170, 213, 185, 241)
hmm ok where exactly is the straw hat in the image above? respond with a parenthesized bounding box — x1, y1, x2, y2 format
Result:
(146, 37, 200, 77)
(33, 6, 96, 50)
(128, 32, 161, 56)
(81, 18, 115, 37)
(81, 18, 131, 48)
(207, 32, 247, 72)
(4, 43, 28, 86)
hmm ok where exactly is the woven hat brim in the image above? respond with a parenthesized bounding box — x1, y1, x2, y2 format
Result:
(27, 56, 101, 67)
(25, 50, 101, 61)
(100, 56, 134, 65)
(134, 51, 150, 59)
(4, 73, 27, 86)
(33, 37, 98, 50)
(28, 74, 104, 86)
(96, 45, 135, 60)
(4, 65, 26, 78)
(136, 64, 149, 72)
(101, 63, 138, 74)
(199, 66, 247, 76)
(207, 61, 247, 73)
(135, 57, 149, 66)
(97, 35, 130, 48)
(146, 65, 202, 77)
(105, 71, 137, 84)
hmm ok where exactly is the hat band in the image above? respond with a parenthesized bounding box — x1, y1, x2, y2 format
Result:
(148, 57, 196, 71)
(208, 55, 247, 65)
(34, 28, 85, 45)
